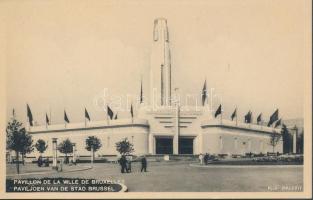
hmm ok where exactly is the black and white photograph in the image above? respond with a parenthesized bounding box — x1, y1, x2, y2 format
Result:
(0, 0, 311, 199)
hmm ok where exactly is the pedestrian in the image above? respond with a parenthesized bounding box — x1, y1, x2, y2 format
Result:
(37, 156, 43, 167)
(199, 153, 203, 165)
(126, 156, 132, 173)
(141, 155, 147, 172)
(204, 153, 208, 165)
(45, 157, 50, 167)
(119, 155, 127, 173)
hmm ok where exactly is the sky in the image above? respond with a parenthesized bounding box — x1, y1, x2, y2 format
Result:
(3, 0, 309, 125)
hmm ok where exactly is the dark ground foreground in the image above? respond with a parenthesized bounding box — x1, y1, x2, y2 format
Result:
(7, 161, 303, 192)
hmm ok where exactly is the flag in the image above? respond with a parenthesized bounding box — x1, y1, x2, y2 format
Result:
(244, 111, 252, 123)
(85, 108, 90, 121)
(267, 109, 279, 127)
(107, 106, 114, 120)
(46, 113, 50, 125)
(64, 110, 70, 123)
(140, 79, 143, 103)
(202, 80, 207, 106)
(12, 109, 15, 118)
(257, 113, 262, 124)
(231, 108, 237, 121)
(130, 104, 134, 118)
(274, 118, 282, 128)
(214, 104, 222, 118)
(114, 113, 118, 120)
(27, 104, 33, 126)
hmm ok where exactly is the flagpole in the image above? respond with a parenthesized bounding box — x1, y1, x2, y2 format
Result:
(248, 111, 251, 129)
(46, 113, 48, 129)
(26, 103, 30, 131)
(235, 107, 238, 126)
(132, 102, 134, 124)
(12, 109, 15, 120)
(106, 105, 109, 126)
(28, 117, 30, 131)
(220, 109, 223, 125)
(49, 106, 52, 125)
(64, 108, 66, 129)
(85, 115, 87, 128)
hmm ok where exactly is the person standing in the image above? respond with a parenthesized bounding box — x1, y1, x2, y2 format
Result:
(37, 156, 43, 167)
(199, 153, 203, 165)
(204, 153, 208, 165)
(126, 158, 131, 173)
(120, 155, 127, 173)
(118, 155, 124, 173)
(141, 155, 147, 172)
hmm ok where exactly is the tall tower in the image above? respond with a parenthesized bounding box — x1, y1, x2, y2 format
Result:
(150, 18, 172, 107)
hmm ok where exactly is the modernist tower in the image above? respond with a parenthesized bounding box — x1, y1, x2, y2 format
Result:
(150, 18, 172, 106)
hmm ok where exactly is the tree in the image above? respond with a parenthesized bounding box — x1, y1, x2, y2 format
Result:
(85, 136, 102, 162)
(35, 139, 48, 156)
(297, 131, 304, 154)
(115, 138, 134, 155)
(281, 124, 291, 154)
(6, 119, 34, 174)
(269, 131, 281, 153)
(58, 138, 73, 163)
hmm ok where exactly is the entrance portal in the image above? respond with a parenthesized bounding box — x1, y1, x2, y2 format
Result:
(155, 137, 173, 154)
(179, 137, 194, 154)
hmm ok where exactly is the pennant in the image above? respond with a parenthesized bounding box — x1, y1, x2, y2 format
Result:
(27, 104, 33, 126)
(107, 106, 114, 120)
(85, 108, 90, 121)
(64, 110, 70, 123)
(274, 118, 282, 128)
(202, 80, 207, 106)
(130, 104, 134, 118)
(244, 111, 252, 123)
(214, 104, 222, 118)
(46, 113, 50, 125)
(140, 79, 143, 103)
(267, 109, 279, 127)
(231, 108, 237, 121)
(257, 113, 262, 124)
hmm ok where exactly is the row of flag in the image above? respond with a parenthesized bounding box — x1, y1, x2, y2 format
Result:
(201, 80, 282, 128)
(213, 104, 281, 128)
(24, 79, 143, 126)
(26, 104, 134, 126)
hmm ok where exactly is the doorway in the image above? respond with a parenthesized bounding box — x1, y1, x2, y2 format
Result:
(155, 137, 173, 154)
(179, 137, 194, 154)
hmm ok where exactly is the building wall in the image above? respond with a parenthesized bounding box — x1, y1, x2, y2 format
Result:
(28, 121, 149, 158)
(27, 109, 283, 158)
(201, 126, 283, 155)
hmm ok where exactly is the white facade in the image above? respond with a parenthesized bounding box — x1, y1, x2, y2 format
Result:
(28, 106, 282, 158)
(27, 18, 283, 158)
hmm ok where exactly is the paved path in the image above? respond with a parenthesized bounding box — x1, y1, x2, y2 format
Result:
(6, 162, 303, 192)
(6, 163, 92, 177)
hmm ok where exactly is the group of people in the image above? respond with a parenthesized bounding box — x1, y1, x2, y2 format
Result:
(118, 155, 132, 173)
(118, 155, 147, 173)
(37, 156, 50, 167)
(199, 153, 218, 165)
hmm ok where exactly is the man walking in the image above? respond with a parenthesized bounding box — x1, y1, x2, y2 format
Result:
(141, 155, 147, 172)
